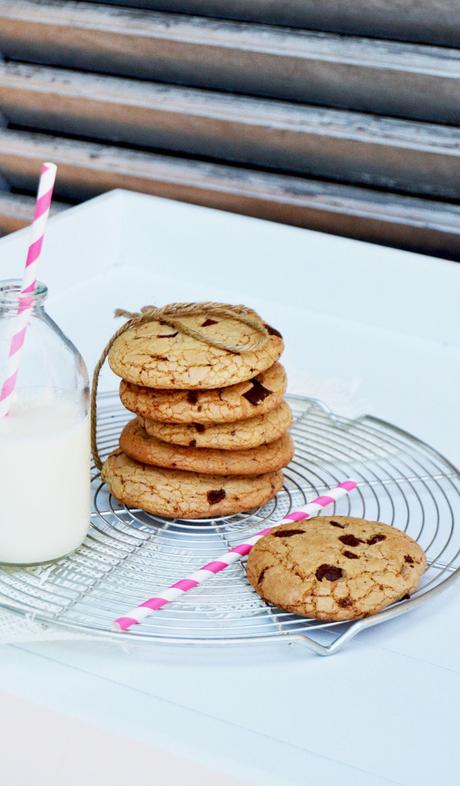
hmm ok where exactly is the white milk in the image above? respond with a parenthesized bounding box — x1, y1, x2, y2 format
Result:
(0, 397, 90, 564)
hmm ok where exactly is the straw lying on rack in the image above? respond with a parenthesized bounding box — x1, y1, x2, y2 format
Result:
(113, 479, 357, 632)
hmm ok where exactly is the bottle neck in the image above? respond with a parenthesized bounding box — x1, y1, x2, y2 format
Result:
(0, 279, 48, 317)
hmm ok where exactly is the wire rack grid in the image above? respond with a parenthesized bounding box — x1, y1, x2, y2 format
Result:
(0, 392, 458, 656)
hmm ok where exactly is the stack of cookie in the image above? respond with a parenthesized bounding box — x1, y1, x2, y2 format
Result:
(101, 306, 294, 519)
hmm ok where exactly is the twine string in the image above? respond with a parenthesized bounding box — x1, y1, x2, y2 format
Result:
(91, 302, 270, 470)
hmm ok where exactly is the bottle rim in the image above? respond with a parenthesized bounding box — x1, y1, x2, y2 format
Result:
(0, 279, 48, 307)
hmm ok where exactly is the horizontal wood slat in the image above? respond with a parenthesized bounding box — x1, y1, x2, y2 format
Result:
(0, 129, 459, 259)
(1, 0, 458, 260)
(97, 0, 460, 48)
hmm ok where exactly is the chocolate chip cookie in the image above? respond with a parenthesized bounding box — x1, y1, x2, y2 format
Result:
(120, 417, 294, 476)
(108, 314, 283, 389)
(144, 401, 292, 450)
(246, 516, 426, 621)
(119, 363, 287, 424)
(102, 451, 284, 518)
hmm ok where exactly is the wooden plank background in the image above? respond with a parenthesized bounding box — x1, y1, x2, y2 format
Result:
(0, 0, 458, 260)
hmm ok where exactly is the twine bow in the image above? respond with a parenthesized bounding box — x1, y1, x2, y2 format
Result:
(91, 302, 270, 470)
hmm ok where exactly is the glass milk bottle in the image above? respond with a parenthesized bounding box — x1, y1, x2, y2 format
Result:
(0, 279, 90, 564)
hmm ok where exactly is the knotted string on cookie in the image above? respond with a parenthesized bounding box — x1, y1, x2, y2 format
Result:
(91, 302, 271, 470)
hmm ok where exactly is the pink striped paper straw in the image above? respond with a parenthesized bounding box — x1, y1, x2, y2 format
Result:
(113, 479, 357, 632)
(0, 162, 57, 418)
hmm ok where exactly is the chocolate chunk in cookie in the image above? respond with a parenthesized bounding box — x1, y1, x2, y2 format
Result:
(367, 534, 386, 545)
(273, 529, 305, 538)
(242, 378, 272, 406)
(207, 489, 226, 505)
(264, 323, 283, 339)
(315, 564, 344, 581)
(339, 534, 364, 547)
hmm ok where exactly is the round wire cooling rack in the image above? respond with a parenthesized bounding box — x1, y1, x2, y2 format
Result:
(0, 392, 459, 656)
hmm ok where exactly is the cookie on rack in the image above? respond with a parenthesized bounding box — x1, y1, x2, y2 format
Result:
(120, 417, 294, 476)
(108, 314, 283, 389)
(246, 516, 426, 621)
(120, 362, 287, 424)
(102, 451, 283, 518)
(144, 400, 292, 450)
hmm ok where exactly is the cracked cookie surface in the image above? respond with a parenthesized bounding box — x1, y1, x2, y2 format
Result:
(108, 315, 283, 389)
(144, 401, 292, 450)
(120, 418, 294, 476)
(120, 363, 287, 424)
(246, 516, 426, 621)
(102, 451, 284, 518)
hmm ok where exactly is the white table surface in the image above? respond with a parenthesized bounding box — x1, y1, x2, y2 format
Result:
(0, 190, 459, 786)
